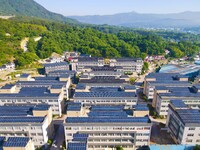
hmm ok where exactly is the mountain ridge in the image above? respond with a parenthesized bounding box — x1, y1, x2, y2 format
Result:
(69, 11, 200, 28)
(0, 0, 77, 23)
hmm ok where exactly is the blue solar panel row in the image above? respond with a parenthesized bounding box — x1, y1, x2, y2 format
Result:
(0, 117, 45, 123)
(75, 92, 136, 97)
(91, 105, 124, 111)
(67, 142, 87, 150)
(170, 100, 188, 108)
(88, 111, 127, 117)
(0, 104, 50, 117)
(73, 134, 88, 138)
(66, 117, 149, 123)
(135, 104, 149, 111)
(67, 106, 81, 111)
(72, 134, 88, 142)
(3, 137, 29, 147)
(43, 62, 69, 68)
(175, 108, 200, 124)
(0, 87, 59, 97)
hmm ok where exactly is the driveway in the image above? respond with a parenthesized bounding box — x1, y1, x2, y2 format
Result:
(50, 120, 65, 150)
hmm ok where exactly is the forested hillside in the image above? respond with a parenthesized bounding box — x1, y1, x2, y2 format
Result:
(0, 0, 77, 23)
(0, 18, 199, 68)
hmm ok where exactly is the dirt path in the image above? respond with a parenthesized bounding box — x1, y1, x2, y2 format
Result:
(20, 38, 29, 52)
(34, 36, 42, 42)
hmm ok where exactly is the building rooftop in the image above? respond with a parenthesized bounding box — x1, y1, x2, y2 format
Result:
(90, 66, 123, 71)
(16, 80, 66, 87)
(91, 105, 124, 111)
(135, 104, 149, 111)
(76, 84, 87, 90)
(155, 86, 168, 91)
(146, 73, 187, 79)
(90, 87, 121, 92)
(0, 84, 15, 89)
(124, 85, 136, 90)
(66, 117, 149, 123)
(67, 142, 87, 150)
(0, 116, 45, 123)
(158, 87, 200, 98)
(88, 111, 128, 117)
(0, 104, 50, 116)
(0, 87, 59, 98)
(80, 76, 126, 83)
(170, 100, 188, 109)
(43, 62, 69, 68)
(74, 91, 136, 98)
(67, 102, 82, 111)
(72, 134, 88, 142)
(20, 74, 30, 78)
(51, 85, 64, 89)
(3, 137, 30, 147)
(115, 58, 142, 62)
(176, 109, 200, 125)
(78, 57, 103, 62)
(169, 100, 200, 125)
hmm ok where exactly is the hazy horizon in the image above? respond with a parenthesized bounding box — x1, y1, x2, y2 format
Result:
(34, 0, 200, 16)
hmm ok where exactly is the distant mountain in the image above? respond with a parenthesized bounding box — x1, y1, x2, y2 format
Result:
(0, 0, 77, 23)
(69, 11, 200, 28)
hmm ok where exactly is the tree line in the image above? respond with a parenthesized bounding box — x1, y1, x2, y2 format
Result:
(0, 17, 200, 68)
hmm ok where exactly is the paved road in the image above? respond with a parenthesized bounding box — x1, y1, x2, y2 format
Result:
(51, 123, 65, 150)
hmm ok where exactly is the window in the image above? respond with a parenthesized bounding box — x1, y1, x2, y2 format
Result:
(186, 139, 193, 143)
(188, 127, 195, 130)
(187, 134, 194, 136)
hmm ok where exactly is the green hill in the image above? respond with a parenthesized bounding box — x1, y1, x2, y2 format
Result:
(0, 18, 199, 68)
(0, 0, 77, 23)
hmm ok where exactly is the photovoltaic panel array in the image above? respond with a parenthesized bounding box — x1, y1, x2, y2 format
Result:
(72, 134, 88, 142)
(75, 92, 135, 98)
(170, 100, 188, 108)
(176, 109, 200, 124)
(88, 111, 128, 117)
(67, 142, 87, 150)
(91, 105, 124, 111)
(0, 117, 45, 123)
(3, 137, 29, 147)
(66, 117, 149, 123)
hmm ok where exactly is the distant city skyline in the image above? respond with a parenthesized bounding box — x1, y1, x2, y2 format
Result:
(34, 0, 200, 16)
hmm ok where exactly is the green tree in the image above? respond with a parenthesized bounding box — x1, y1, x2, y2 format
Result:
(116, 146, 124, 150)
(194, 145, 200, 150)
(129, 77, 136, 85)
(142, 62, 149, 74)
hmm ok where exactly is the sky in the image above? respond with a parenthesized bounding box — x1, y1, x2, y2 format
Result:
(34, 0, 200, 16)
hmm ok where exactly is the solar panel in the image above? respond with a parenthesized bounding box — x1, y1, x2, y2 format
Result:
(91, 105, 124, 111)
(88, 111, 127, 117)
(0, 117, 45, 123)
(67, 142, 87, 150)
(3, 137, 29, 147)
(72, 134, 88, 142)
(175, 108, 200, 124)
(75, 92, 136, 98)
(66, 117, 149, 123)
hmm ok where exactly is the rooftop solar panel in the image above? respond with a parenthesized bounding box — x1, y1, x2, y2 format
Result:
(3, 137, 29, 147)
(170, 100, 188, 108)
(67, 142, 87, 150)
(0, 117, 45, 123)
(75, 92, 136, 98)
(88, 111, 128, 117)
(66, 117, 149, 123)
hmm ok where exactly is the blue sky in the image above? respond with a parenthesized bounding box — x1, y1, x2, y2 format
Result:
(34, 0, 200, 16)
